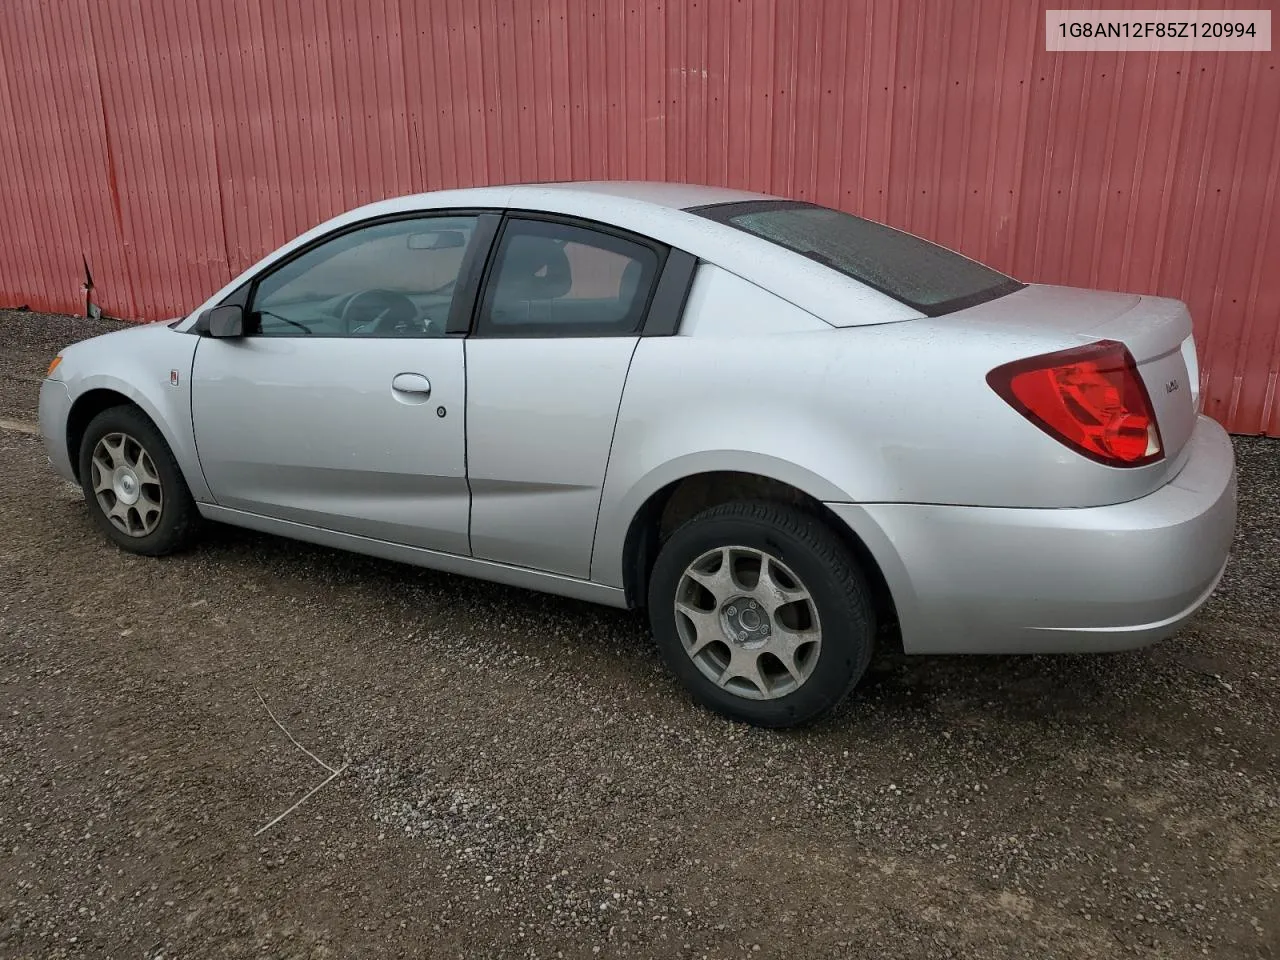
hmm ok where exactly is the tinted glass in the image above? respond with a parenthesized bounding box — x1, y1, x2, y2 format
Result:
(691, 200, 1022, 316)
(478, 219, 660, 337)
(251, 216, 479, 337)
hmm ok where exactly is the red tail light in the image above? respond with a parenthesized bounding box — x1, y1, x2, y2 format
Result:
(987, 340, 1163, 467)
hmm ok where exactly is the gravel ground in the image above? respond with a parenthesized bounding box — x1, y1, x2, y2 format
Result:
(0, 312, 127, 427)
(0, 309, 1277, 959)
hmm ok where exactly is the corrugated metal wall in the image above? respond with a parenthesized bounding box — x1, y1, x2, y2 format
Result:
(0, 0, 1277, 433)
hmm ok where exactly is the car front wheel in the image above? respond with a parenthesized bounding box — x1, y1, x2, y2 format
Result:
(78, 404, 199, 556)
(647, 500, 875, 728)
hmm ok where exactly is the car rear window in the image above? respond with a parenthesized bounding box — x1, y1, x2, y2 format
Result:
(689, 200, 1024, 316)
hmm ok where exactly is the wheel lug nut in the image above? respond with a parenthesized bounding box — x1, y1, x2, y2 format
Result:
(748, 600, 757, 610)
(726, 605, 737, 616)
(760, 624, 770, 635)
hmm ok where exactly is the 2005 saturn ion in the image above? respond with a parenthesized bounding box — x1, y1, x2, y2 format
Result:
(39, 181, 1237, 727)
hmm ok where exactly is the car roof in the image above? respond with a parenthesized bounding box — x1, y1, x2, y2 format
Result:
(509, 180, 777, 210)
(185, 181, 924, 328)
(343, 180, 778, 217)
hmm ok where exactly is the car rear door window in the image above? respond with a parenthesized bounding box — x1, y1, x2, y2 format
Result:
(250, 215, 481, 338)
(475, 218, 661, 337)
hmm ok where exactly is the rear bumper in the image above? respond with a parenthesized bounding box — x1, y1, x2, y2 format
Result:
(827, 415, 1237, 654)
(38, 378, 77, 483)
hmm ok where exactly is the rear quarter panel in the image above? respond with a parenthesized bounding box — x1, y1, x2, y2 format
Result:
(592, 269, 1200, 588)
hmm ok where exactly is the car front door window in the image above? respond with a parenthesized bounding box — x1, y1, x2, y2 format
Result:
(252, 216, 479, 338)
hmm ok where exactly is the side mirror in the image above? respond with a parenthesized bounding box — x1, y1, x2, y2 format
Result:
(206, 304, 245, 338)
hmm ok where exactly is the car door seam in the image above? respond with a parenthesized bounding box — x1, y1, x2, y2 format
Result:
(586, 336, 643, 582)
(463, 337, 473, 557)
(187, 336, 220, 506)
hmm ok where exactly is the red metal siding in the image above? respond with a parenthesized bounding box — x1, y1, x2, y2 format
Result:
(0, 0, 1276, 433)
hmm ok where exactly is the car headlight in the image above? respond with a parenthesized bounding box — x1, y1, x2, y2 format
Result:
(46, 355, 63, 378)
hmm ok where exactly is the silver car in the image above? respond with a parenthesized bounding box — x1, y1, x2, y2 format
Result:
(38, 182, 1237, 727)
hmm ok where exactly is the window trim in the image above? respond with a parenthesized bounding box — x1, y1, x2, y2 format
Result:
(469, 211, 671, 340)
(206, 209, 502, 339)
(196, 207, 701, 340)
(643, 248, 699, 336)
(687, 199, 1026, 317)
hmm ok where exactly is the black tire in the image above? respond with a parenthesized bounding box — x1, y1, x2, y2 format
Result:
(77, 404, 200, 556)
(647, 500, 875, 728)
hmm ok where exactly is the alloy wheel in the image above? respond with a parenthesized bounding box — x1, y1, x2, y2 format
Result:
(673, 545, 823, 700)
(90, 431, 164, 538)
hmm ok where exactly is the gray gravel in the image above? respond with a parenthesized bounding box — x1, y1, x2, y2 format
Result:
(0, 311, 127, 427)
(0, 309, 1277, 959)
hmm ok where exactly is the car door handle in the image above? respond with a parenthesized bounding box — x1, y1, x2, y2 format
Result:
(391, 372, 432, 396)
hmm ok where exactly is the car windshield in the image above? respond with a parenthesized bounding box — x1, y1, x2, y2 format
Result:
(689, 200, 1024, 316)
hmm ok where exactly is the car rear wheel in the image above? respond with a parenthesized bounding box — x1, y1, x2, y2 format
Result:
(647, 500, 875, 728)
(78, 405, 199, 556)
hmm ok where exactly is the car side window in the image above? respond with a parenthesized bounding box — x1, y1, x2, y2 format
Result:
(250, 215, 480, 338)
(476, 218, 661, 337)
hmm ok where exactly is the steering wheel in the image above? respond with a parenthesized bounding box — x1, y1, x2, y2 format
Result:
(340, 289, 425, 336)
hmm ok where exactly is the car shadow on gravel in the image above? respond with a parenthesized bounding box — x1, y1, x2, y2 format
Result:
(183, 507, 1219, 746)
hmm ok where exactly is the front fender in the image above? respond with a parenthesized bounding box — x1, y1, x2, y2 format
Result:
(58, 325, 209, 502)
